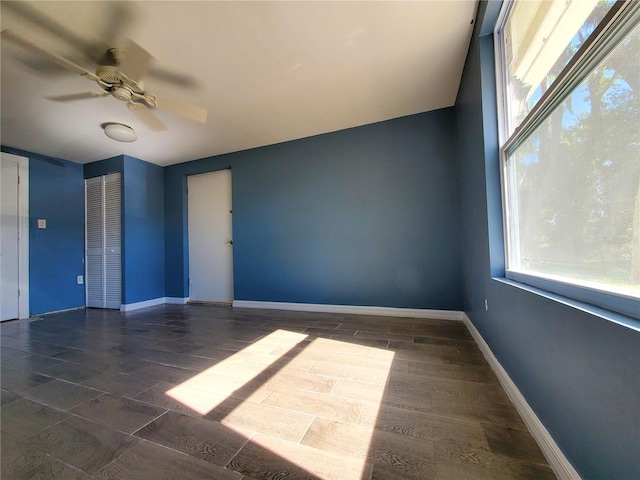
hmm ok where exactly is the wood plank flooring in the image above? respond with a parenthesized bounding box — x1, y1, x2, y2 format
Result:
(1, 305, 557, 479)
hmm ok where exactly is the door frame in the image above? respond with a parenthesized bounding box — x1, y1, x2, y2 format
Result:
(1, 152, 29, 319)
(84, 172, 122, 310)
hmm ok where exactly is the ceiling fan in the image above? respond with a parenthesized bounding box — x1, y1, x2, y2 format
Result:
(1, 30, 207, 132)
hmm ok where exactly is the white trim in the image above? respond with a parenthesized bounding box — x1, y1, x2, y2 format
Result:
(17, 156, 29, 319)
(120, 297, 166, 312)
(462, 314, 582, 480)
(1, 152, 29, 319)
(35, 306, 84, 317)
(165, 297, 190, 305)
(232, 301, 465, 321)
(120, 296, 191, 311)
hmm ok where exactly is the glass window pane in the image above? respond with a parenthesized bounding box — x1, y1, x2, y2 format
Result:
(506, 22, 640, 298)
(502, 0, 615, 134)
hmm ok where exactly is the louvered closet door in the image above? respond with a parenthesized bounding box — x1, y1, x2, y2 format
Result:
(103, 173, 121, 308)
(86, 177, 104, 307)
(85, 173, 121, 309)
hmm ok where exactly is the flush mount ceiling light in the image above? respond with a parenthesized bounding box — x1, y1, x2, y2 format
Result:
(103, 123, 137, 142)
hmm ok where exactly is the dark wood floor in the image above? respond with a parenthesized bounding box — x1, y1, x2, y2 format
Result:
(1, 305, 556, 479)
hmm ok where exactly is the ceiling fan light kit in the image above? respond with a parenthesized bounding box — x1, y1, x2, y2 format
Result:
(103, 123, 137, 143)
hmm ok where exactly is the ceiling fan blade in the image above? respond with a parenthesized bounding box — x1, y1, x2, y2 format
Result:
(2, 2, 101, 62)
(100, 3, 142, 54)
(119, 39, 153, 83)
(147, 66, 199, 88)
(128, 103, 167, 132)
(47, 92, 110, 102)
(1, 30, 100, 82)
(2, 1, 142, 66)
(155, 96, 208, 124)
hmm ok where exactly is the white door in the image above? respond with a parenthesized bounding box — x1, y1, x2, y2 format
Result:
(85, 173, 121, 309)
(0, 153, 28, 321)
(188, 169, 233, 302)
(1, 158, 20, 320)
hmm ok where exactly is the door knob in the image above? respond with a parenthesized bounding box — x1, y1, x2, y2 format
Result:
(225, 240, 233, 245)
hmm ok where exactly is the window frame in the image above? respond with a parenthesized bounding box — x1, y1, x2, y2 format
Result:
(494, 0, 640, 320)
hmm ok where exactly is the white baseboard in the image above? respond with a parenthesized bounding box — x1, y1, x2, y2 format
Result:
(165, 297, 190, 305)
(120, 297, 166, 312)
(232, 300, 464, 321)
(31, 306, 84, 318)
(117, 297, 190, 311)
(462, 314, 581, 480)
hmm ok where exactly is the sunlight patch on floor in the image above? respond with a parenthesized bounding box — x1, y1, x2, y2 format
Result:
(166, 330, 395, 479)
(166, 329, 308, 414)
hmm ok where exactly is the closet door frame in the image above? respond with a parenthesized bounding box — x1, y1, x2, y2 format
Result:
(0, 152, 29, 320)
(85, 172, 121, 309)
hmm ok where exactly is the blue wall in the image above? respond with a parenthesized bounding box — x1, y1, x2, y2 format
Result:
(83, 154, 123, 179)
(0, 148, 164, 315)
(84, 155, 165, 305)
(165, 110, 463, 310)
(122, 155, 165, 304)
(457, 3, 640, 479)
(2, 146, 85, 315)
(5, 13, 639, 476)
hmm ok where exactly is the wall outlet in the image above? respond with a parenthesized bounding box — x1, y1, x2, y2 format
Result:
(77, 275, 84, 285)
(37, 219, 46, 229)
(484, 298, 489, 311)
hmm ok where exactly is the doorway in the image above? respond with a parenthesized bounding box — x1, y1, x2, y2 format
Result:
(188, 169, 233, 303)
(1, 153, 29, 321)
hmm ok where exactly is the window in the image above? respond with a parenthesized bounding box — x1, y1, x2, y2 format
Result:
(496, 0, 640, 319)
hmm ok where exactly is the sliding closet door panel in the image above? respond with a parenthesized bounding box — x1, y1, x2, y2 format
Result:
(104, 173, 121, 309)
(85, 177, 104, 308)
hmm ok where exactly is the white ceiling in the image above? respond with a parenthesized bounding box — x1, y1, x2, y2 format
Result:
(1, 1, 477, 167)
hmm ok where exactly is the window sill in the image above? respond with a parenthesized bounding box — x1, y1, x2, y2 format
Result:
(491, 277, 640, 332)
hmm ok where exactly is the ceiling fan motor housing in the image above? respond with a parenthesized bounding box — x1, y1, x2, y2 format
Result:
(95, 65, 121, 84)
(95, 64, 146, 102)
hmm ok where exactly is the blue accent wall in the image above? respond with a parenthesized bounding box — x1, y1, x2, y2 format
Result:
(83, 155, 123, 179)
(2, 146, 85, 315)
(122, 155, 165, 304)
(165, 110, 462, 309)
(457, 3, 640, 479)
(84, 155, 164, 305)
(3, 10, 638, 477)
